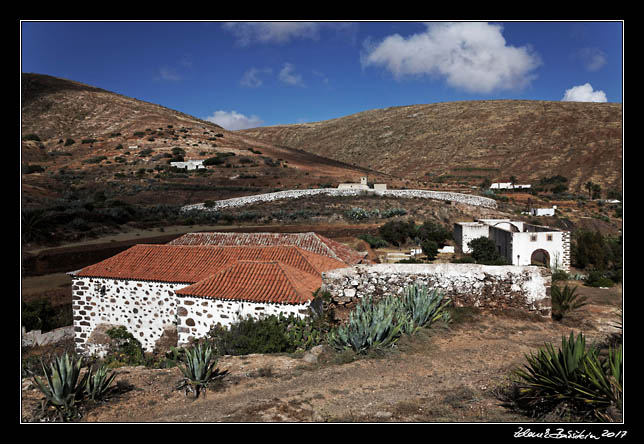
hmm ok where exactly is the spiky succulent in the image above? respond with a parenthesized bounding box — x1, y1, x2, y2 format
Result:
(84, 363, 117, 401)
(32, 353, 88, 421)
(176, 342, 228, 398)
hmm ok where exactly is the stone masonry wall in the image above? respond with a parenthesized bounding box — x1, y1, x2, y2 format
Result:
(72, 276, 313, 355)
(180, 188, 498, 213)
(175, 296, 311, 346)
(321, 264, 551, 323)
(72, 277, 183, 356)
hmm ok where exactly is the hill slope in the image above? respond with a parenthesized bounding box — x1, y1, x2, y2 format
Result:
(21, 73, 379, 209)
(239, 100, 623, 193)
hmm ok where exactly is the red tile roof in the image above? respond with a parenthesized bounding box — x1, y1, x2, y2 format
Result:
(175, 261, 321, 304)
(74, 244, 348, 304)
(168, 232, 368, 265)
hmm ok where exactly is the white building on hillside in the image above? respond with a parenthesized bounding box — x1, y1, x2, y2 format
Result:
(454, 219, 570, 270)
(170, 159, 205, 170)
(338, 176, 387, 190)
(529, 206, 557, 217)
(490, 182, 531, 190)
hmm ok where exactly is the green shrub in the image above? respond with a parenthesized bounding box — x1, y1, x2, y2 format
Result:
(203, 156, 225, 166)
(585, 271, 615, 288)
(378, 220, 417, 246)
(209, 315, 299, 356)
(358, 233, 388, 249)
(103, 326, 146, 367)
(64, 138, 75, 146)
(23, 133, 41, 141)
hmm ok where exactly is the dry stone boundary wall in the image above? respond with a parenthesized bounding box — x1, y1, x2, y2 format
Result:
(180, 188, 498, 212)
(321, 264, 551, 323)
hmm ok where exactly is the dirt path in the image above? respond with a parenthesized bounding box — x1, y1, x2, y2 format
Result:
(21, 287, 621, 423)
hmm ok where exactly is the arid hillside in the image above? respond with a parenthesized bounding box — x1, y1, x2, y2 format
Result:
(21, 73, 386, 210)
(239, 100, 623, 194)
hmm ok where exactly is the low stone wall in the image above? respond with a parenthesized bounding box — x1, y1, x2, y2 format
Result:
(180, 188, 497, 213)
(321, 264, 551, 322)
(175, 295, 311, 346)
(22, 326, 74, 348)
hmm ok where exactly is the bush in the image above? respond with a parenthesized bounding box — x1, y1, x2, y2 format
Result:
(23, 133, 41, 141)
(358, 233, 388, 249)
(378, 220, 417, 247)
(209, 315, 308, 356)
(103, 326, 146, 367)
(203, 156, 225, 166)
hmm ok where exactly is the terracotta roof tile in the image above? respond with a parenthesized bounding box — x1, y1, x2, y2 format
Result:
(176, 261, 321, 304)
(75, 244, 348, 305)
(169, 232, 369, 265)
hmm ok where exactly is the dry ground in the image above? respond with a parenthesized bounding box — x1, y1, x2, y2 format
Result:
(21, 281, 621, 424)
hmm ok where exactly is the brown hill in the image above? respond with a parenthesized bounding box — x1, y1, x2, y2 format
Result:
(20, 73, 382, 209)
(239, 100, 623, 194)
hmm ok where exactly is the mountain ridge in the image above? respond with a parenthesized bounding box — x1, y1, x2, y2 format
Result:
(239, 99, 623, 193)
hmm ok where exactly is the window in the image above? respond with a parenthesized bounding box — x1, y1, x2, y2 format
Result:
(547, 234, 553, 241)
(530, 235, 537, 242)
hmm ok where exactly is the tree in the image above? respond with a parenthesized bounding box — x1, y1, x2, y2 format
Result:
(416, 220, 451, 246)
(421, 240, 438, 260)
(378, 220, 417, 247)
(468, 237, 506, 264)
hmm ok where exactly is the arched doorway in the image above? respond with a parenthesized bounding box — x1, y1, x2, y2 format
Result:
(530, 249, 550, 267)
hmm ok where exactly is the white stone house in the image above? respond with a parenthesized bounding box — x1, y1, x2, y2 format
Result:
(490, 182, 531, 190)
(454, 219, 570, 270)
(70, 243, 348, 356)
(170, 159, 205, 170)
(529, 206, 557, 217)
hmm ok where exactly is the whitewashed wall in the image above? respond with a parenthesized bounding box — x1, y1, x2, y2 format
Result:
(72, 277, 182, 356)
(175, 296, 310, 346)
(72, 276, 312, 355)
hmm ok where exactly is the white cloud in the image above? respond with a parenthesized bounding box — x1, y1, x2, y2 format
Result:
(278, 63, 304, 86)
(561, 83, 607, 102)
(360, 22, 541, 94)
(577, 47, 607, 72)
(204, 110, 264, 130)
(158, 66, 182, 81)
(240, 67, 272, 88)
(222, 22, 323, 45)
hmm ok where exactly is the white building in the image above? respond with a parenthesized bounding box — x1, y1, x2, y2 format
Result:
(530, 206, 557, 217)
(490, 182, 531, 190)
(68, 241, 351, 356)
(454, 219, 570, 270)
(170, 160, 205, 170)
(338, 176, 387, 191)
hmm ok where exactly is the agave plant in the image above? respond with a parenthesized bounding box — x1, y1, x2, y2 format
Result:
(84, 363, 117, 401)
(32, 353, 89, 421)
(513, 332, 623, 420)
(551, 284, 588, 321)
(399, 283, 451, 333)
(327, 294, 408, 354)
(176, 342, 228, 398)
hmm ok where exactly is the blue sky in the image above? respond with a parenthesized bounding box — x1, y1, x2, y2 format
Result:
(21, 21, 623, 130)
